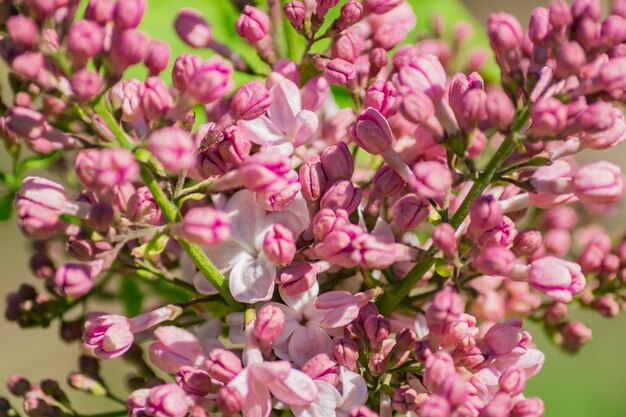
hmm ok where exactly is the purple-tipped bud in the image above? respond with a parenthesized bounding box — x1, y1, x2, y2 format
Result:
(485, 91, 515, 131)
(412, 161, 452, 200)
(364, 314, 391, 350)
(147, 127, 195, 172)
(231, 81, 272, 121)
(53, 263, 94, 298)
(433, 223, 457, 258)
(277, 262, 317, 296)
(572, 161, 624, 204)
(373, 165, 404, 196)
(126, 187, 160, 225)
(71, 69, 104, 102)
(254, 304, 285, 342)
(144, 40, 170, 76)
(7, 16, 39, 48)
(474, 246, 516, 276)
(350, 108, 393, 155)
(513, 229, 542, 257)
(262, 224, 296, 265)
(113, 0, 146, 30)
(175, 9, 212, 48)
(337, 0, 364, 31)
(364, 81, 397, 118)
(299, 158, 328, 202)
(236, 6, 270, 42)
(205, 349, 243, 384)
(332, 338, 359, 371)
(320, 180, 362, 214)
(186, 58, 234, 104)
(110, 30, 149, 72)
(67, 20, 104, 67)
(487, 13, 523, 52)
(175, 207, 230, 246)
(321, 142, 354, 182)
(175, 366, 213, 397)
(470, 195, 503, 233)
(216, 386, 243, 415)
(391, 194, 429, 231)
(332, 30, 364, 63)
(324, 58, 356, 86)
(284, 2, 306, 29)
(7, 375, 31, 396)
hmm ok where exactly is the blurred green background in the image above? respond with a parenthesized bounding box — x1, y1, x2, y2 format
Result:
(1, 0, 625, 416)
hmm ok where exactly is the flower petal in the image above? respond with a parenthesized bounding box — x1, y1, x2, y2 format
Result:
(338, 368, 367, 411)
(268, 75, 302, 135)
(239, 116, 285, 146)
(288, 324, 332, 367)
(269, 369, 319, 407)
(229, 256, 276, 303)
(293, 110, 319, 147)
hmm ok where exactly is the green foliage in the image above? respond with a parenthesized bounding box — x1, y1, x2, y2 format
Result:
(119, 276, 144, 317)
(131, 234, 170, 258)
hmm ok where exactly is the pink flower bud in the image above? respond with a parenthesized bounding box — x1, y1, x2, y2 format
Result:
(531, 98, 568, 138)
(369, 47, 388, 72)
(146, 384, 188, 417)
(479, 392, 513, 417)
(175, 207, 230, 246)
(147, 127, 195, 173)
(474, 246, 516, 276)
(364, 0, 402, 14)
(487, 13, 523, 52)
(321, 142, 354, 182)
(316, 0, 341, 16)
(239, 152, 290, 193)
(139, 77, 173, 121)
(126, 187, 160, 225)
(172, 53, 202, 92)
(559, 321, 592, 352)
(67, 20, 104, 67)
(324, 58, 356, 86)
(485, 90, 515, 131)
(15, 176, 67, 240)
(218, 126, 252, 167)
(284, 2, 306, 29)
(390, 193, 429, 231)
(373, 165, 404, 196)
(175, 9, 212, 48)
(336, 0, 363, 31)
(204, 348, 243, 384)
(511, 398, 544, 417)
(53, 263, 94, 298)
(498, 367, 526, 396)
(299, 158, 328, 201)
(529, 7, 550, 46)
(262, 224, 296, 265)
(11, 51, 44, 80)
(544, 229, 570, 256)
(349, 406, 379, 417)
(544, 206, 577, 230)
(364, 81, 397, 118)
(86, 0, 115, 25)
(392, 386, 419, 413)
(110, 30, 149, 72)
(320, 180, 362, 214)
(577, 102, 626, 150)
(350, 108, 393, 155)
(399, 90, 436, 127)
(277, 262, 317, 296)
(513, 229, 542, 257)
(256, 170, 301, 211)
(572, 0, 601, 20)
(303, 353, 339, 385)
(71, 69, 104, 102)
(438, 375, 469, 409)
(231, 81, 272, 121)
(332, 29, 364, 63)
(599, 57, 626, 92)
(149, 326, 204, 373)
(424, 352, 456, 392)
(113, 0, 146, 30)
(83, 314, 133, 359)
(395, 55, 447, 102)
(470, 195, 503, 234)
(555, 41, 586, 78)
(332, 337, 359, 371)
(529, 256, 585, 303)
(572, 161, 624, 204)
(312, 208, 350, 242)
(216, 386, 243, 415)
(412, 161, 452, 200)
(186, 58, 234, 104)
(594, 295, 620, 317)
(144, 40, 170, 76)
(364, 314, 391, 350)
(433, 223, 457, 258)
(236, 6, 269, 42)
(176, 366, 213, 397)
(426, 288, 464, 347)
(254, 304, 285, 342)
(7, 16, 39, 48)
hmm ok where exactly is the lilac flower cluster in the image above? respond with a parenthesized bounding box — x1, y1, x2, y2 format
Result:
(1, 0, 626, 417)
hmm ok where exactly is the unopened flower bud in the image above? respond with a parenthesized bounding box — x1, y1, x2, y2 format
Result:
(175, 9, 212, 48)
(277, 262, 317, 296)
(364, 314, 391, 350)
(239, 152, 290, 194)
(499, 367, 526, 396)
(332, 338, 359, 371)
(175, 366, 213, 397)
(205, 349, 243, 384)
(321, 142, 354, 182)
(324, 58, 356, 86)
(487, 13, 523, 52)
(364, 0, 402, 14)
(511, 397, 544, 417)
(7, 16, 38, 48)
(485, 91, 515, 131)
(236, 6, 269, 42)
(412, 161, 452, 200)
(299, 158, 328, 201)
(560, 321, 592, 352)
(186, 58, 234, 104)
(320, 180, 362, 214)
(231, 81, 272, 121)
(474, 246, 516, 276)
(174, 207, 230, 246)
(110, 30, 149, 73)
(470, 195, 503, 234)
(350, 108, 393, 155)
(113, 0, 146, 30)
(363, 81, 397, 117)
(513, 229, 542, 257)
(391, 194, 429, 231)
(254, 304, 285, 342)
(145, 384, 188, 417)
(572, 161, 624, 204)
(144, 40, 170, 75)
(262, 224, 296, 265)
(332, 30, 364, 63)
(147, 127, 195, 173)
(433, 223, 457, 258)
(303, 353, 339, 385)
(216, 386, 243, 415)
(392, 386, 419, 413)
(284, 2, 306, 29)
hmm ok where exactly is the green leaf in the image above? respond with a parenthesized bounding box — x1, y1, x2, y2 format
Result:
(143, 279, 194, 303)
(16, 151, 62, 175)
(434, 258, 453, 277)
(132, 234, 170, 258)
(0, 193, 14, 222)
(177, 192, 206, 208)
(120, 277, 144, 317)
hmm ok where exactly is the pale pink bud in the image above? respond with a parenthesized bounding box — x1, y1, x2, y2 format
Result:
(231, 81, 272, 121)
(7, 16, 39, 48)
(332, 337, 359, 371)
(324, 58, 356, 86)
(498, 367, 526, 395)
(348, 406, 379, 417)
(529, 7, 550, 45)
(86, 0, 116, 25)
(204, 349, 243, 384)
(424, 352, 456, 392)
(390, 193, 429, 231)
(513, 229, 542, 257)
(284, 2, 306, 29)
(474, 246, 516, 276)
(320, 180, 362, 214)
(412, 161, 452, 200)
(216, 386, 243, 415)
(71, 69, 104, 102)
(113, 0, 146, 30)
(470, 195, 503, 233)
(218, 126, 252, 168)
(572, 161, 624, 204)
(175, 207, 230, 246)
(479, 392, 513, 417)
(369, 48, 388, 72)
(433, 223, 457, 258)
(437, 375, 469, 409)
(110, 30, 149, 72)
(172, 53, 202, 92)
(572, 0, 601, 20)
(146, 384, 188, 417)
(303, 353, 339, 385)
(364, 81, 397, 117)
(599, 57, 626, 92)
(262, 224, 296, 265)
(312, 208, 350, 242)
(11, 51, 44, 80)
(560, 321, 592, 352)
(426, 288, 464, 346)
(175, 366, 213, 397)
(531, 98, 568, 137)
(487, 13, 523, 52)
(187, 58, 234, 104)
(147, 127, 195, 172)
(373, 165, 404, 196)
(67, 20, 104, 66)
(529, 256, 586, 303)
(392, 386, 419, 413)
(395, 54, 447, 102)
(144, 40, 170, 76)
(603, 15, 626, 47)
(544, 229, 570, 256)
(555, 41, 586, 78)
(511, 397, 544, 417)
(399, 90, 436, 125)
(594, 295, 620, 317)
(277, 262, 317, 296)
(485, 91, 515, 131)
(256, 170, 301, 211)
(254, 304, 285, 342)
(126, 187, 160, 225)
(83, 314, 133, 359)
(577, 102, 626, 150)
(332, 29, 364, 63)
(236, 6, 269, 42)
(350, 108, 393, 155)
(364, 0, 402, 14)
(53, 263, 94, 298)
(299, 158, 328, 201)
(175, 9, 212, 48)
(139, 77, 172, 121)
(15, 176, 67, 240)
(239, 152, 290, 193)
(364, 314, 391, 350)
(321, 142, 354, 182)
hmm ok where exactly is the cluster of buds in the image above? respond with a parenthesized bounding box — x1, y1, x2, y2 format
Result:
(1, 1, 626, 417)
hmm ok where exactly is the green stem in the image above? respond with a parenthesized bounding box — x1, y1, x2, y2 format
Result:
(378, 135, 518, 314)
(94, 99, 133, 150)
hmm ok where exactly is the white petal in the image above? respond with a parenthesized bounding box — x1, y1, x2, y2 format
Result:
(204, 239, 251, 272)
(239, 116, 285, 146)
(225, 190, 266, 250)
(192, 271, 218, 295)
(229, 256, 276, 303)
(293, 110, 319, 147)
(288, 324, 332, 367)
(268, 76, 302, 135)
(338, 368, 368, 411)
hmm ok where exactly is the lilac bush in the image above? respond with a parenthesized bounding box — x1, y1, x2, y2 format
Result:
(1, 0, 626, 416)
